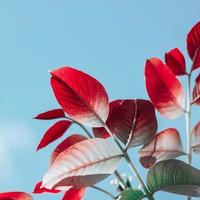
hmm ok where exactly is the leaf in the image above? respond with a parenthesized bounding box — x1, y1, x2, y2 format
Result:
(34, 109, 65, 120)
(37, 120, 72, 150)
(145, 58, 185, 119)
(165, 48, 186, 75)
(33, 181, 60, 194)
(0, 192, 32, 200)
(192, 74, 200, 105)
(117, 188, 144, 200)
(42, 138, 122, 189)
(147, 159, 200, 197)
(62, 188, 86, 200)
(139, 128, 184, 168)
(93, 100, 121, 139)
(191, 122, 200, 153)
(50, 134, 87, 165)
(93, 99, 157, 148)
(187, 21, 200, 71)
(50, 67, 109, 127)
(93, 126, 109, 139)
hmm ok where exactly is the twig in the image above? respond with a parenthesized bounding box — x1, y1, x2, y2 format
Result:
(90, 186, 116, 200)
(185, 73, 192, 166)
(65, 116, 93, 138)
(114, 170, 127, 189)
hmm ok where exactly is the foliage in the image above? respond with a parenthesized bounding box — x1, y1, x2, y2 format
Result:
(2, 21, 200, 200)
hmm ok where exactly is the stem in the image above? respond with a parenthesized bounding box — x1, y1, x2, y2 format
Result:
(90, 186, 116, 200)
(65, 116, 93, 138)
(114, 170, 127, 189)
(185, 74, 192, 200)
(186, 74, 192, 165)
(104, 125, 154, 200)
(186, 48, 199, 200)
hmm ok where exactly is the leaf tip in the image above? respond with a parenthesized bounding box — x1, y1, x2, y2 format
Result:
(36, 144, 42, 151)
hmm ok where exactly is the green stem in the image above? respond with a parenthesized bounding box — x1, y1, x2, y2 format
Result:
(91, 186, 116, 199)
(185, 48, 199, 200)
(186, 73, 192, 200)
(65, 116, 93, 138)
(114, 170, 127, 189)
(104, 124, 154, 200)
(186, 73, 192, 166)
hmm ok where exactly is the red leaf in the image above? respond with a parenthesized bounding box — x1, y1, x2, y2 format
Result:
(139, 128, 184, 168)
(0, 192, 32, 200)
(187, 21, 200, 71)
(165, 48, 186, 75)
(145, 58, 185, 119)
(93, 127, 109, 139)
(50, 67, 109, 127)
(62, 188, 86, 200)
(93, 100, 120, 139)
(50, 134, 87, 165)
(37, 120, 72, 150)
(191, 122, 200, 154)
(192, 74, 200, 105)
(33, 181, 60, 194)
(34, 109, 65, 120)
(42, 138, 122, 189)
(94, 99, 157, 148)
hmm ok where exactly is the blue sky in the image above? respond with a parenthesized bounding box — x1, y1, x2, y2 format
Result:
(0, 1, 200, 199)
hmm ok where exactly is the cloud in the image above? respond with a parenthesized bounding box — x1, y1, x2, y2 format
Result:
(0, 121, 34, 185)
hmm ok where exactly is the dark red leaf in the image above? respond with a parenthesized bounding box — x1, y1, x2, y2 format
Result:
(93, 127, 109, 139)
(94, 99, 157, 148)
(187, 21, 200, 71)
(165, 48, 186, 75)
(192, 74, 200, 105)
(50, 67, 109, 127)
(33, 181, 60, 194)
(139, 156, 156, 169)
(37, 120, 72, 150)
(34, 109, 65, 120)
(145, 58, 185, 119)
(62, 188, 86, 200)
(93, 100, 120, 139)
(191, 122, 200, 154)
(0, 192, 32, 200)
(50, 134, 87, 165)
(139, 128, 184, 168)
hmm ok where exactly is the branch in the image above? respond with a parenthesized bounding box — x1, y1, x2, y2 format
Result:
(90, 186, 116, 200)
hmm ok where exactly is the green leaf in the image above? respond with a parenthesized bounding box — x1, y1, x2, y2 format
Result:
(147, 159, 200, 197)
(117, 188, 144, 200)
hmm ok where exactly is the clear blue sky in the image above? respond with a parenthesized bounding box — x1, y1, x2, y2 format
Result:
(0, 1, 200, 200)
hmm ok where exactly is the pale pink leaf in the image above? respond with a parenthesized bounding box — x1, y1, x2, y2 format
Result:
(42, 138, 122, 189)
(50, 134, 87, 165)
(139, 128, 184, 168)
(191, 122, 200, 154)
(192, 74, 200, 105)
